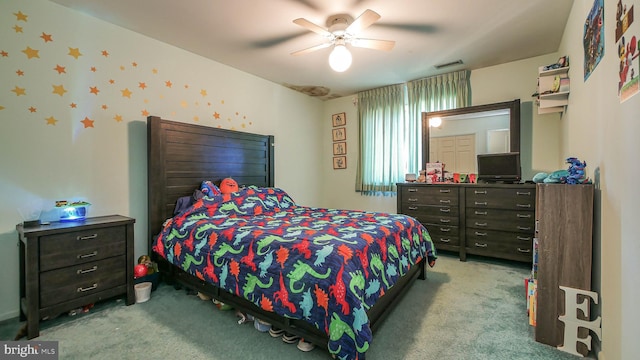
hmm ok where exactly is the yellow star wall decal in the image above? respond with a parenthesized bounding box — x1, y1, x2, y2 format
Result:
(2, 7, 252, 131)
(45, 116, 57, 125)
(81, 117, 94, 128)
(12, 86, 26, 96)
(14, 11, 28, 21)
(68, 47, 82, 59)
(22, 46, 39, 59)
(52, 84, 67, 96)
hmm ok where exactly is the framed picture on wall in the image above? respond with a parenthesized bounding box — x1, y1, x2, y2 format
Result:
(333, 156, 347, 169)
(332, 112, 346, 127)
(332, 127, 346, 141)
(333, 142, 347, 155)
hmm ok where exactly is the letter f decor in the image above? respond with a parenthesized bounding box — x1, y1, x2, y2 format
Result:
(557, 286, 602, 356)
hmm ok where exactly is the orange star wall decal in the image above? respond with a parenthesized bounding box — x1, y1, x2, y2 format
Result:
(138, 82, 147, 90)
(89, 86, 100, 95)
(40, 32, 53, 42)
(52, 84, 67, 96)
(54, 65, 66, 74)
(121, 88, 132, 98)
(68, 47, 82, 59)
(1, 51, 8, 57)
(22, 47, 39, 59)
(13, 25, 23, 33)
(28, 106, 37, 113)
(12, 86, 26, 96)
(14, 11, 28, 21)
(46, 116, 58, 125)
(16, 70, 24, 76)
(101, 50, 109, 57)
(81, 117, 94, 128)
(113, 114, 123, 122)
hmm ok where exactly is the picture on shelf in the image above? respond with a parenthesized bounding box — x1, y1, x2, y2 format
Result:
(333, 142, 347, 155)
(332, 112, 346, 127)
(333, 156, 347, 169)
(332, 127, 346, 141)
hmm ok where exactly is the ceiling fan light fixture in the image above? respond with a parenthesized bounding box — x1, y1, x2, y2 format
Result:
(329, 44, 352, 72)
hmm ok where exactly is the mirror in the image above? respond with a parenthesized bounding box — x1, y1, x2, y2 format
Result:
(422, 99, 520, 174)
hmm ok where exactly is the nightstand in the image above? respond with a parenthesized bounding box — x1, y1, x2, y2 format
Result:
(17, 215, 135, 339)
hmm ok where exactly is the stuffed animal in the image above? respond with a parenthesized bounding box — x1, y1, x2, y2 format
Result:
(532, 157, 591, 184)
(219, 177, 239, 201)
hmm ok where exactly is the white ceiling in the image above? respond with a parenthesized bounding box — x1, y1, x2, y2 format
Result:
(49, 0, 574, 100)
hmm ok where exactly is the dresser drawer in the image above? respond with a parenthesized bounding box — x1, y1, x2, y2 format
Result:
(465, 228, 533, 254)
(39, 226, 127, 271)
(466, 208, 535, 233)
(40, 255, 127, 307)
(401, 204, 459, 225)
(424, 224, 459, 247)
(466, 187, 535, 210)
(401, 186, 458, 206)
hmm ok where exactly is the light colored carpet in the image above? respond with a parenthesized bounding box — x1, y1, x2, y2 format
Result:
(2, 254, 586, 359)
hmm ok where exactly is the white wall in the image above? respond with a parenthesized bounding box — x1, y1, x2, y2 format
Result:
(556, 1, 640, 359)
(0, 0, 323, 321)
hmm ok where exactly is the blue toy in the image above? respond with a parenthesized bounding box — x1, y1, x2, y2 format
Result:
(532, 157, 591, 184)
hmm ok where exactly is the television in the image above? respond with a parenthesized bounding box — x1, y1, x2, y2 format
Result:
(477, 152, 521, 183)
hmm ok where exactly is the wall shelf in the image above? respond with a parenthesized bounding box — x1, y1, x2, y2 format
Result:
(535, 66, 569, 114)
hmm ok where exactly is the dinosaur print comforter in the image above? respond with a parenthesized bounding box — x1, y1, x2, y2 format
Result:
(153, 186, 436, 360)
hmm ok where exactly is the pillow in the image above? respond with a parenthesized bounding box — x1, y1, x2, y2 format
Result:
(200, 180, 221, 197)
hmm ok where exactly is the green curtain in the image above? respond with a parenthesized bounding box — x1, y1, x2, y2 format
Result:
(356, 70, 471, 195)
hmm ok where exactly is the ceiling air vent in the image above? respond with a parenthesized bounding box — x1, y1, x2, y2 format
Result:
(434, 59, 463, 69)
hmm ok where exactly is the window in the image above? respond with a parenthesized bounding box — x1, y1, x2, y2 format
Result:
(355, 71, 470, 194)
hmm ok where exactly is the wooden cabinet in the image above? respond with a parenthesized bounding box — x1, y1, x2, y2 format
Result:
(397, 183, 535, 262)
(17, 215, 135, 339)
(534, 184, 593, 355)
(397, 184, 462, 255)
(465, 185, 536, 262)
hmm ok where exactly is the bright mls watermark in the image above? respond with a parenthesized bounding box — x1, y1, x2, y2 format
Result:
(1, 341, 58, 359)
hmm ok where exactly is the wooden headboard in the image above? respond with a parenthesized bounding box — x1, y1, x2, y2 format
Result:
(147, 116, 274, 250)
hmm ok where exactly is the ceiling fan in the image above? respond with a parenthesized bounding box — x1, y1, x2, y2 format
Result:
(291, 9, 395, 72)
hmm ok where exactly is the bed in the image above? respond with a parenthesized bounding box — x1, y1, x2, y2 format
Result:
(146, 116, 436, 359)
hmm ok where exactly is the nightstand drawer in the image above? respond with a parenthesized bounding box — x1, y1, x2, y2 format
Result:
(40, 256, 127, 307)
(40, 226, 127, 271)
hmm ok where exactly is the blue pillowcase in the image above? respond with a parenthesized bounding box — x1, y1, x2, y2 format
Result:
(200, 180, 221, 197)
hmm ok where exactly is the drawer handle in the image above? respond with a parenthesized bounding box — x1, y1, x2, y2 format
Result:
(77, 233, 98, 241)
(474, 190, 487, 194)
(77, 266, 98, 274)
(439, 228, 451, 232)
(474, 242, 488, 248)
(439, 208, 450, 213)
(516, 204, 531, 208)
(517, 236, 531, 241)
(439, 189, 451, 193)
(408, 198, 418, 202)
(474, 232, 487, 237)
(439, 219, 451, 223)
(439, 199, 451, 204)
(475, 201, 487, 206)
(518, 226, 532, 231)
(517, 248, 531, 253)
(77, 283, 98, 292)
(439, 238, 451, 243)
(77, 251, 98, 259)
(408, 206, 418, 211)
(408, 188, 418, 192)
(516, 191, 531, 196)
(475, 222, 487, 227)
(474, 211, 487, 216)
(517, 213, 531, 218)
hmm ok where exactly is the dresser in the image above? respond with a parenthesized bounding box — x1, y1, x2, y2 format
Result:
(17, 215, 135, 339)
(397, 183, 535, 262)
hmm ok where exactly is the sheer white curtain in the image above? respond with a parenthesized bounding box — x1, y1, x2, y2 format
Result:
(356, 71, 471, 195)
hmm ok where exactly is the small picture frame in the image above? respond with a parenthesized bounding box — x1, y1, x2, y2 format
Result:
(332, 127, 346, 141)
(333, 142, 347, 155)
(333, 156, 347, 169)
(332, 112, 346, 127)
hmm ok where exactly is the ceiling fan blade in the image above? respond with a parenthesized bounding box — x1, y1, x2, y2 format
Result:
(350, 38, 395, 51)
(293, 18, 332, 37)
(291, 42, 332, 56)
(346, 9, 381, 35)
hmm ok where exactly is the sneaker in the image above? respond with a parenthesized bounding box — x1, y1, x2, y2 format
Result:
(269, 326, 284, 338)
(297, 338, 315, 352)
(282, 332, 300, 344)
